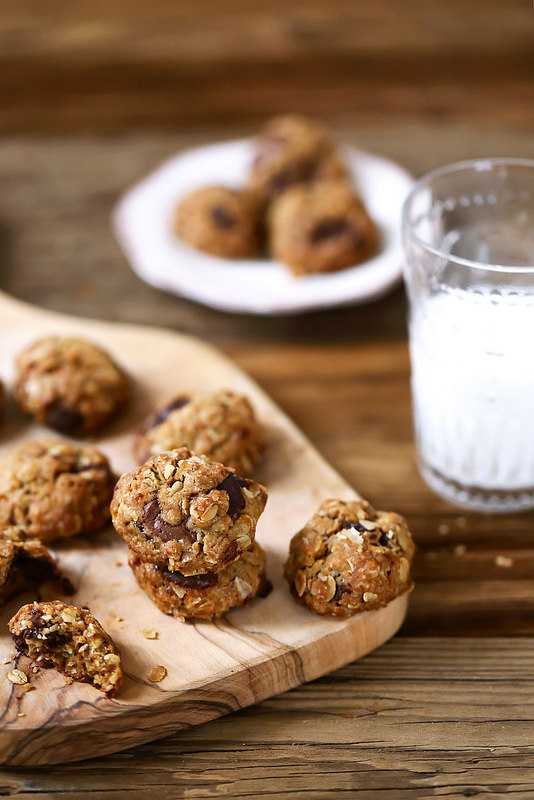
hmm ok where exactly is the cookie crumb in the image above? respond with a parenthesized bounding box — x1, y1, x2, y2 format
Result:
(17, 712, 25, 717)
(453, 544, 467, 556)
(7, 669, 28, 685)
(143, 628, 159, 640)
(23, 683, 34, 693)
(148, 665, 167, 683)
(495, 555, 514, 568)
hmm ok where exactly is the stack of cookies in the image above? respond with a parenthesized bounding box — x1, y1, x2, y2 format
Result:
(111, 447, 269, 621)
(174, 114, 378, 276)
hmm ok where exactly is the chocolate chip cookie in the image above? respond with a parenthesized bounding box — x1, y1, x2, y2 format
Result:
(134, 389, 265, 475)
(269, 181, 378, 276)
(111, 448, 267, 575)
(285, 498, 414, 617)
(0, 439, 115, 543)
(174, 186, 261, 258)
(0, 538, 73, 606)
(248, 115, 348, 202)
(14, 336, 130, 435)
(129, 541, 270, 620)
(9, 601, 122, 696)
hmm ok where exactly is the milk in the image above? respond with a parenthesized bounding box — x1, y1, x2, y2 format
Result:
(410, 290, 534, 493)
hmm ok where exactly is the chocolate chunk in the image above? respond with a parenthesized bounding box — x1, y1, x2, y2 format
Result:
(11, 633, 27, 653)
(144, 396, 190, 432)
(216, 474, 248, 518)
(310, 218, 350, 243)
(45, 404, 84, 434)
(211, 205, 236, 229)
(19, 612, 68, 648)
(13, 553, 50, 584)
(270, 159, 316, 196)
(257, 575, 273, 598)
(143, 499, 195, 543)
(154, 518, 195, 543)
(378, 530, 392, 547)
(156, 564, 217, 590)
(223, 540, 238, 563)
(333, 581, 349, 603)
(143, 500, 160, 525)
(341, 520, 367, 533)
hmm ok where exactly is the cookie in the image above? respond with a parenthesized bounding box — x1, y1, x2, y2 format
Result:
(129, 541, 270, 621)
(248, 115, 348, 202)
(269, 182, 378, 276)
(9, 601, 122, 697)
(134, 390, 265, 475)
(14, 336, 130, 435)
(0, 524, 30, 543)
(0, 538, 73, 606)
(284, 498, 414, 617)
(174, 186, 261, 258)
(111, 447, 267, 575)
(0, 439, 115, 543)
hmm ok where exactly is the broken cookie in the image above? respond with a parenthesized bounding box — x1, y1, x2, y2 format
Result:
(9, 601, 122, 697)
(0, 538, 72, 606)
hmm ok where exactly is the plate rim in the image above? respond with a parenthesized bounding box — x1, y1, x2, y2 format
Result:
(112, 138, 414, 316)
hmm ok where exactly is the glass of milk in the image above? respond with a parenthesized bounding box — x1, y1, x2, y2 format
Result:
(402, 158, 534, 512)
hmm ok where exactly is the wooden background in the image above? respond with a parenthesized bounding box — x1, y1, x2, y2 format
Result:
(1, 0, 534, 796)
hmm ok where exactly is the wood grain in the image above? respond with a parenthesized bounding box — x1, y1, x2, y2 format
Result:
(0, 290, 409, 766)
(0, 0, 533, 132)
(6, 638, 534, 798)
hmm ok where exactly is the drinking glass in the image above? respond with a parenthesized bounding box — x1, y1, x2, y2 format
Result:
(402, 158, 534, 512)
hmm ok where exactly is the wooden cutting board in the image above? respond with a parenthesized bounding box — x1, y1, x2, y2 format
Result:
(0, 290, 408, 766)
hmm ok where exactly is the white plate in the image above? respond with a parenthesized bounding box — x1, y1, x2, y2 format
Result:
(112, 139, 413, 315)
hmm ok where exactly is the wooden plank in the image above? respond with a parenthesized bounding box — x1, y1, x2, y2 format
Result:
(1, 0, 532, 62)
(0, 0, 532, 131)
(4, 637, 534, 797)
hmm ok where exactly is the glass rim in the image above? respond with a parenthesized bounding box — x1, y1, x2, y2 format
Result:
(402, 157, 534, 274)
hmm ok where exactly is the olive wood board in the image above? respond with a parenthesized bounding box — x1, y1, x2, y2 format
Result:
(0, 290, 408, 766)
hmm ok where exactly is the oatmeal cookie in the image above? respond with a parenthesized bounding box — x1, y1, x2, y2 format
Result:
(14, 336, 130, 435)
(0, 439, 115, 543)
(269, 182, 378, 276)
(111, 448, 267, 575)
(9, 601, 122, 696)
(248, 115, 348, 202)
(134, 390, 265, 475)
(129, 541, 270, 620)
(174, 186, 261, 258)
(0, 538, 73, 606)
(284, 498, 414, 617)
(0, 524, 29, 543)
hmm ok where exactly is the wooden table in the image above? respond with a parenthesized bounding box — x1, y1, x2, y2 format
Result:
(2, 124, 534, 797)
